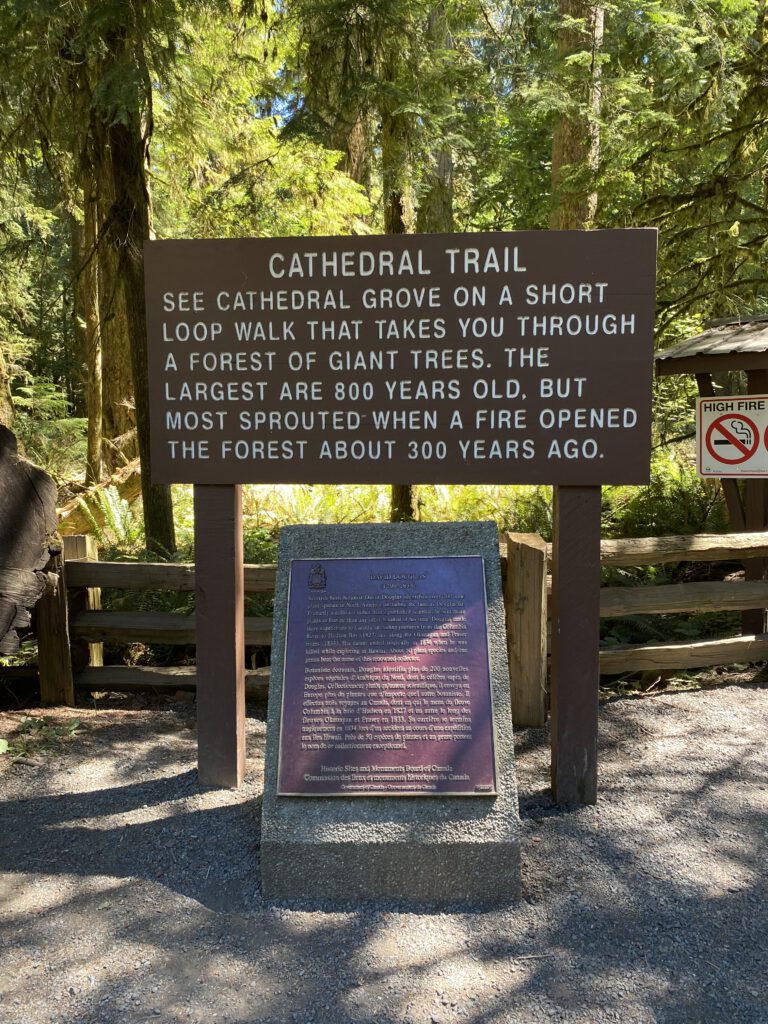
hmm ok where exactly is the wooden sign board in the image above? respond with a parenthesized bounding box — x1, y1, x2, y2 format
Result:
(145, 230, 657, 486)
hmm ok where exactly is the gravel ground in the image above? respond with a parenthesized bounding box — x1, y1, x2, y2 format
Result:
(0, 679, 766, 1024)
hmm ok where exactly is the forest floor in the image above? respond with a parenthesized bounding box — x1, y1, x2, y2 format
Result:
(0, 672, 766, 1024)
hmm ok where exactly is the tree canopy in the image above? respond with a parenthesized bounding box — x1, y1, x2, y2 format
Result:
(1, 0, 767, 538)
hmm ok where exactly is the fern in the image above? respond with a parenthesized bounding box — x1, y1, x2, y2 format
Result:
(80, 486, 145, 555)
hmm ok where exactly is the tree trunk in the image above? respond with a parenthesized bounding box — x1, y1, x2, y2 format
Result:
(381, 53, 417, 521)
(338, 113, 373, 194)
(0, 347, 14, 427)
(390, 484, 420, 522)
(381, 51, 410, 237)
(416, 9, 454, 235)
(98, 168, 137, 473)
(105, 113, 175, 555)
(550, 0, 604, 230)
(81, 170, 103, 485)
(67, 214, 88, 417)
(416, 148, 454, 233)
(303, 7, 374, 196)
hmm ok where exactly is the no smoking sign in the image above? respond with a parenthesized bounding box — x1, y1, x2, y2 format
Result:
(698, 395, 768, 477)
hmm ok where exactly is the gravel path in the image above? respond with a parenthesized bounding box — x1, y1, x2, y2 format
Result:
(0, 682, 766, 1024)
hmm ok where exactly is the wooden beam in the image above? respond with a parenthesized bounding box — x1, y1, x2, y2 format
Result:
(741, 369, 768, 633)
(70, 610, 272, 645)
(550, 486, 601, 805)
(63, 535, 103, 669)
(35, 552, 75, 706)
(600, 632, 768, 674)
(656, 352, 768, 376)
(194, 484, 245, 788)
(599, 579, 768, 617)
(504, 532, 548, 727)
(64, 559, 277, 593)
(75, 664, 269, 699)
(67, 542, 768, 610)
(592, 531, 768, 567)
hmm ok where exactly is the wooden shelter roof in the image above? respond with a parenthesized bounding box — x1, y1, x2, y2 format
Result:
(655, 316, 768, 375)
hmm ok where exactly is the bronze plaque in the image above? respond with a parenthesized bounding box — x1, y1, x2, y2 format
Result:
(144, 229, 657, 485)
(277, 556, 497, 796)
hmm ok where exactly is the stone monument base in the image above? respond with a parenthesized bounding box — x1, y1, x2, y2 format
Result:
(260, 522, 521, 908)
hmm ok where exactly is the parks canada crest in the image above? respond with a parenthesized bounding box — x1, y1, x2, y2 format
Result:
(307, 564, 327, 590)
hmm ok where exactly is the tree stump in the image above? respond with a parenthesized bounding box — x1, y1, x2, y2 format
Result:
(0, 427, 60, 655)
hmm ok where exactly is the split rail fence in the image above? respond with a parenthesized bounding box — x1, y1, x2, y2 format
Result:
(24, 530, 768, 728)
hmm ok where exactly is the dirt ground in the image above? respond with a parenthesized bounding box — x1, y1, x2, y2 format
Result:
(0, 674, 766, 1024)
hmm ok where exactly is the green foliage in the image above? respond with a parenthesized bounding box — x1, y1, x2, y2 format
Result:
(79, 486, 147, 555)
(602, 606, 740, 649)
(0, 637, 38, 669)
(604, 446, 729, 539)
(11, 378, 86, 480)
(152, 8, 370, 240)
(0, 0, 763, 563)
(0, 150, 76, 431)
(241, 483, 391, 527)
(0, 715, 81, 763)
(419, 485, 554, 538)
(12, 378, 70, 419)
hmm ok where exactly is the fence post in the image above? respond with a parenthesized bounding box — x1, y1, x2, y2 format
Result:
(504, 532, 548, 728)
(36, 547, 75, 706)
(63, 534, 103, 669)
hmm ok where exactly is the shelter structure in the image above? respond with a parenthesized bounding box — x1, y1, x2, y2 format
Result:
(655, 315, 768, 632)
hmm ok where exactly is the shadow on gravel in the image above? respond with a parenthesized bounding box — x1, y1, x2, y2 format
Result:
(0, 770, 262, 911)
(500, 697, 768, 1024)
(1, 692, 766, 1024)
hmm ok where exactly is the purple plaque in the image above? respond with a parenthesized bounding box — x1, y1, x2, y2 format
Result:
(277, 556, 497, 796)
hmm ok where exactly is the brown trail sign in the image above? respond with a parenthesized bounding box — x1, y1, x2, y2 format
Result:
(144, 228, 657, 804)
(146, 230, 655, 487)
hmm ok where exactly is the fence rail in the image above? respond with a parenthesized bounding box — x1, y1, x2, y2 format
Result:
(71, 610, 274, 646)
(64, 560, 277, 592)
(23, 530, 768, 726)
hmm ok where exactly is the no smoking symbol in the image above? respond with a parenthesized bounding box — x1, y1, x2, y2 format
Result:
(705, 414, 759, 464)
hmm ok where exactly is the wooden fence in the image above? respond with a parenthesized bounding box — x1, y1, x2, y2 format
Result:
(27, 530, 768, 727)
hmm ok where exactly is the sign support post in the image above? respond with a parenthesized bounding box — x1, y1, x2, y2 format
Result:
(743, 370, 768, 633)
(194, 484, 245, 787)
(550, 485, 601, 804)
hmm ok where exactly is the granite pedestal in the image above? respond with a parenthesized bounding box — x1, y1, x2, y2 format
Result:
(260, 521, 521, 908)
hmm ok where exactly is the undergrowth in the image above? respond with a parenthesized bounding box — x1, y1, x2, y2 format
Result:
(0, 715, 81, 762)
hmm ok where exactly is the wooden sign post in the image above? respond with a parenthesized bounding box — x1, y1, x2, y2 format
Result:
(144, 229, 657, 802)
(194, 484, 245, 787)
(550, 485, 601, 804)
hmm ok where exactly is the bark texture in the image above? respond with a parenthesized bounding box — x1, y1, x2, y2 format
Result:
(0, 427, 59, 654)
(550, 0, 604, 230)
(0, 348, 15, 428)
(81, 170, 103, 485)
(105, 107, 175, 555)
(99, 172, 137, 474)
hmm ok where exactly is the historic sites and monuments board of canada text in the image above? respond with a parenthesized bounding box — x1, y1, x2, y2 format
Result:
(277, 555, 497, 797)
